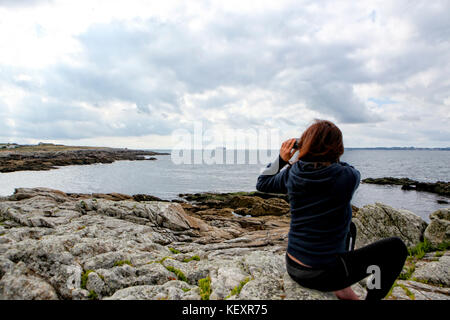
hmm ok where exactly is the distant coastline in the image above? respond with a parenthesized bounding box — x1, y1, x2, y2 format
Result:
(345, 147, 450, 151)
(0, 143, 169, 173)
(2, 143, 449, 152)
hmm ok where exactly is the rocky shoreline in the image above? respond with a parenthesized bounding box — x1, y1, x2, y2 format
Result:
(0, 146, 169, 173)
(0, 188, 448, 300)
(362, 177, 450, 197)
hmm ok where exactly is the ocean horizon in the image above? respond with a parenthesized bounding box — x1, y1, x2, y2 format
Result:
(0, 149, 448, 222)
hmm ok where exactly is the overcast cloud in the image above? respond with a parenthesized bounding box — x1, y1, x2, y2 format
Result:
(0, 0, 449, 148)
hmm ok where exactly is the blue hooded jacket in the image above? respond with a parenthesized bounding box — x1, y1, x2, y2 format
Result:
(256, 155, 360, 268)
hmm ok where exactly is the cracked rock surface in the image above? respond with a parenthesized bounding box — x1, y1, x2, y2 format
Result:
(0, 188, 448, 300)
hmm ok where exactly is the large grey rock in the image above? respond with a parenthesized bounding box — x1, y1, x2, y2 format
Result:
(353, 202, 428, 248)
(86, 271, 106, 298)
(282, 272, 337, 300)
(4, 238, 82, 299)
(0, 262, 58, 300)
(8, 188, 71, 203)
(392, 280, 450, 300)
(412, 255, 450, 286)
(424, 208, 450, 247)
(0, 196, 81, 229)
(237, 276, 284, 300)
(77, 199, 198, 232)
(105, 281, 200, 300)
(0, 257, 14, 278)
(209, 265, 249, 300)
(94, 263, 175, 296)
(243, 250, 286, 279)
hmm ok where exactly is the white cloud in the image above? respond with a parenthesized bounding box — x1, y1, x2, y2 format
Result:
(0, 0, 449, 148)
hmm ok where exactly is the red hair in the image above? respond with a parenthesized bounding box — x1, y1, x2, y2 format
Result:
(297, 119, 344, 162)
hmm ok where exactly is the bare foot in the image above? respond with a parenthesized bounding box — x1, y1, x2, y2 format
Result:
(334, 287, 360, 300)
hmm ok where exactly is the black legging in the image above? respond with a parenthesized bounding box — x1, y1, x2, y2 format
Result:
(286, 223, 408, 300)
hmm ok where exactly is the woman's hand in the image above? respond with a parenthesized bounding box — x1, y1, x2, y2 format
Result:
(280, 138, 297, 162)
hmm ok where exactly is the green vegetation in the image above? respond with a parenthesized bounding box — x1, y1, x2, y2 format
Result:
(436, 241, 449, 251)
(169, 247, 181, 254)
(198, 276, 212, 300)
(407, 239, 449, 260)
(398, 264, 416, 280)
(80, 200, 87, 210)
(225, 277, 250, 299)
(81, 270, 94, 289)
(183, 255, 200, 263)
(412, 277, 429, 284)
(147, 256, 173, 264)
(114, 260, 133, 267)
(408, 239, 433, 259)
(165, 266, 188, 282)
(182, 288, 191, 292)
(88, 290, 98, 300)
(396, 239, 449, 283)
(398, 283, 415, 300)
(148, 257, 189, 282)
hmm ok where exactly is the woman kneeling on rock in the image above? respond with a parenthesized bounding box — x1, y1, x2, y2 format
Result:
(256, 119, 408, 300)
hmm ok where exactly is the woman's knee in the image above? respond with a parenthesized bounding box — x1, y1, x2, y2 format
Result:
(387, 237, 408, 259)
(359, 236, 408, 262)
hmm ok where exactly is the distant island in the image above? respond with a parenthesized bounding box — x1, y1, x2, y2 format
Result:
(362, 177, 449, 197)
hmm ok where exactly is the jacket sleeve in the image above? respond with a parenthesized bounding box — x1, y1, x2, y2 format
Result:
(256, 155, 290, 194)
(338, 162, 361, 201)
(350, 167, 361, 198)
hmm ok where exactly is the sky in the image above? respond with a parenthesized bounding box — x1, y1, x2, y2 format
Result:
(0, 0, 449, 149)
